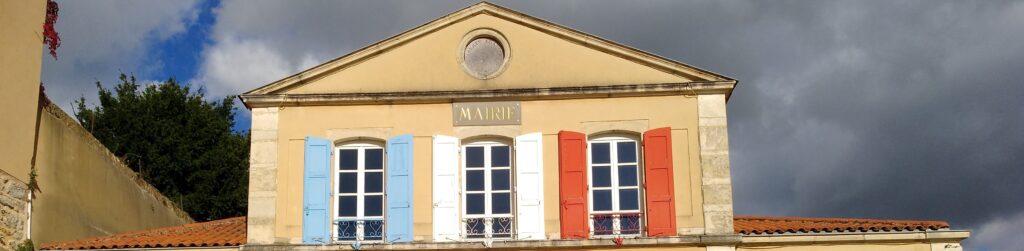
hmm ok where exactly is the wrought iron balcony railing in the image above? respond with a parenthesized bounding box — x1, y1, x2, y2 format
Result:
(335, 218, 384, 242)
(464, 216, 514, 239)
(591, 212, 643, 237)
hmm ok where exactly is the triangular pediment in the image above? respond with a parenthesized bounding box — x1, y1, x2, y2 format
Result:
(243, 2, 734, 97)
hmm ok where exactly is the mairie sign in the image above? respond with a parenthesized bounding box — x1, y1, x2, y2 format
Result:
(452, 101, 521, 126)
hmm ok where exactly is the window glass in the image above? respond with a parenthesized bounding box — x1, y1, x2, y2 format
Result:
(365, 149, 383, 170)
(466, 170, 485, 191)
(492, 169, 510, 190)
(364, 195, 383, 217)
(619, 189, 639, 210)
(593, 190, 613, 211)
(334, 144, 387, 242)
(466, 194, 486, 214)
(491, 146, 510, 167)
(617, 142, 637, 163)
(589, 137, 644, 236)
(338, 196, 357, 217)
(339, 173, 357, 193)
(618, 165, 638, 187)
(591, 143, 610, 164)
(364, 172, 383, 193)
(466, 147, 485, 168)
(492, 192, 511, 214)
(592, 166, 611, 188)
(339, 149, 358, 170)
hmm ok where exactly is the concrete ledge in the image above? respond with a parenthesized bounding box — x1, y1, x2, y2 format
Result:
(739, 230, 970, 246)
(241, 235, 741, 250)
(240, 82, 735, 108)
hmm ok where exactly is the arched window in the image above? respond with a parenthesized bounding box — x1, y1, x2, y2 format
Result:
(587, 135, 643, 236)
(462, 140, 514, 239)
(334, 142, 385, 241)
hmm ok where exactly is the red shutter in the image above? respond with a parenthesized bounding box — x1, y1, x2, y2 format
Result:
(558, 130, 589, 239)
(643, 127, 677, 236)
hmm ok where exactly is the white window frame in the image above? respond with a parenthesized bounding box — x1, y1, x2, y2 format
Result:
(586, 135, 644, 237)
(332, 142, 386, 242)
(460, 140, 515, 239)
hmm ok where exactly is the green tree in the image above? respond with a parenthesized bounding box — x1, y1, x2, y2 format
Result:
(74, 73, 248, 221)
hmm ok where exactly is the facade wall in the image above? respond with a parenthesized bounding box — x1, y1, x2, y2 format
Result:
(30, 102, 194, 245)
(269, 95, 704, 242)
(0, 0, 47, 248)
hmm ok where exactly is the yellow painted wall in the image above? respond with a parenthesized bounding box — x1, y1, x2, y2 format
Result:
(282, 13, 692, 95)
(0, 0, 46, 183)
(31, 102, 194, 245)
(273, 95, 702, 241)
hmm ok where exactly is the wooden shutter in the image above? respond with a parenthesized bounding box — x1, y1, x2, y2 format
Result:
(558, 131, 589, 239)
(302, 136, 331, 244)
(642, 127, 677, 236)
(432, 135, 461, 241)
(386, 134, 414, 242)
(515, 133, 546, 240)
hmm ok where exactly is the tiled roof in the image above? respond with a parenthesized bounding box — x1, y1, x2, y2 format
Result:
(735, 216, 950, 235)
(39, 217, 245, 250)
(40, 215, 953, 249)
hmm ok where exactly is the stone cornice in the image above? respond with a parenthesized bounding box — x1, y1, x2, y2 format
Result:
(240, 81, 735, 108)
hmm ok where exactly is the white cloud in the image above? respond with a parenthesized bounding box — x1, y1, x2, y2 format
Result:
(41, 0, 200, 113)
(197, 38, 294, 99)
(969, 211, 1024, 250)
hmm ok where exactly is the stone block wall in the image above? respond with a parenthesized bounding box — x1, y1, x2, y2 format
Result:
(0, 171, 29, 251)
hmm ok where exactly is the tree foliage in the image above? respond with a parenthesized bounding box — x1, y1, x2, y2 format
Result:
(74, 73, 248, 221)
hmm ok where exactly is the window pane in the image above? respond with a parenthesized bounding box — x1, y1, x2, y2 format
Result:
(365, 148, 384, 170)
(339, 149, 358, 170)
(339, 173, 357, 193)
(466, 194, 485, 215)
(617, 141, 637, 163)
(619, 189, 640, 210)
(491, 145, 510, 167)
(591, 143, 610, 164)
(492, 192, 511, 214)
(365, 172, 383, 193)
(621, 214, 642, 234)
(364, 195, 383, 216)
(491, 169, 510, 190)
(618, 165, 638, 187)
(592, 166, 611, 188)
(593, 214, 615, 236)
(593, 190, 612, 211)
(337, 221, 358, 241)
(338, 196, 357, 217)
(466, 218, 486, 238)
(492, 217, 513, 238)
(466, 170, 485, 191)
(466, 147, 485, 168)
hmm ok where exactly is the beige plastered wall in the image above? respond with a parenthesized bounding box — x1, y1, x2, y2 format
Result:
(271, 95, 703, 242)
(280, 13, 692, 95)
(0, 0, 45, 184)
(31, 102, 194, 245)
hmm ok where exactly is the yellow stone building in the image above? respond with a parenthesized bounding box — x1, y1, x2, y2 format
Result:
(39, 2, 968, 251)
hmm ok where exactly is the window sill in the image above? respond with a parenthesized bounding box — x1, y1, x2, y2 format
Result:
(242, 234, 742, 250)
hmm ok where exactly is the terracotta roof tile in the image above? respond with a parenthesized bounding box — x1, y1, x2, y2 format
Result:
(734, 216, 950, 235)
(39, 215, 953, 249)
(39, 217, 245, 250)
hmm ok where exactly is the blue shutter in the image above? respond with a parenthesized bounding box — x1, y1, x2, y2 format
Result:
(302, 136, 331, 244)
(386, 134, 414, 242)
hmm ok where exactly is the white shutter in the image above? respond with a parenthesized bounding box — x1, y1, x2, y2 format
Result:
(432, 135, 461, 241)
(515, 132, 546, 240)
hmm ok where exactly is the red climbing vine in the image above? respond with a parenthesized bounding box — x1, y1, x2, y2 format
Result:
(43, 0, 61, 59)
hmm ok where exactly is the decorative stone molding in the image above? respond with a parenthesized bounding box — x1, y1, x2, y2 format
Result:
(248, 107, 280, 244)
(697, 94, 734, 235)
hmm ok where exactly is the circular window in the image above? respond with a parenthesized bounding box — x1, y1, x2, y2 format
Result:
(460, 29, 510, 79)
